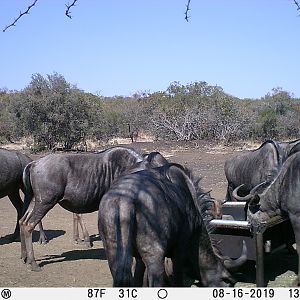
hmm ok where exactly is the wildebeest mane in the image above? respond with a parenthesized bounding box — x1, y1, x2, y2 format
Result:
(94, 145, 143, 158)
(159, 163, 216, 228)
(159, 163, 231, 272)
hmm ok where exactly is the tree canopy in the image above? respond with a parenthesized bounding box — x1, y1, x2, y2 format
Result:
(1, 72, 299, 151)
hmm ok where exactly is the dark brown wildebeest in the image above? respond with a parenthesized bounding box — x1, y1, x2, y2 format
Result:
(98, 163, 246, 287)
(0, 148, 47, 243)
(19, 146, 168, 271)
(224, 139, 300, 202)
(232, 151, 300, 286)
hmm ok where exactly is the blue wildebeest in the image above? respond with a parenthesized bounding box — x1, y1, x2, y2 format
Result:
(224, 139, 300, 202)
(232, 151, 300, 286)
(98, 163, 246, 287)
(0, 148, 47, 243)
(19, 146, 168, 271)
(73, 150, 170, 246)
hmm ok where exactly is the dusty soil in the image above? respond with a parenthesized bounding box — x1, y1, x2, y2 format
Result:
(0, 141, 297, 287)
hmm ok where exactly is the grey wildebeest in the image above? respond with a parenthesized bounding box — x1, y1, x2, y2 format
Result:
(232, 151, 300, 286)
(0, 148, 47, 243)
(19, 146, 168, 271)
(98, 163, 246, 287)
(224, 139, 300, 202)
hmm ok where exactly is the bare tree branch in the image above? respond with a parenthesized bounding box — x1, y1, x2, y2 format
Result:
(3, 0, 38, 32)
(65, 0, 78, 19)
(293, 0, 300, 10)
(4, 0, 300, 33)
(185, 0, 191, 22)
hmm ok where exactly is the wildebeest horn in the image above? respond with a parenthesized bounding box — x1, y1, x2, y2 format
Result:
(223, 240, 247, 270)
(232, 184, 253, 201)
(232, 181, 268, 201)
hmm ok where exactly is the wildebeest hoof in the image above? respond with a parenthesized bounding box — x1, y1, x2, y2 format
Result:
(74, 239, 93, 248)
(38, 236, 48, 245)
(84, 238, 93, 248)
(21, 257, 27, 264)
(28, 263, 42, 272)
(74, 238, 82, 245)
(85, 241, 93, 248)
(38, 239, 48, 245)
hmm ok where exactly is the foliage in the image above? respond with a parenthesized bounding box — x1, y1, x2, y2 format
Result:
(1, 76, 299, 149)
(9, 73, 92, 150)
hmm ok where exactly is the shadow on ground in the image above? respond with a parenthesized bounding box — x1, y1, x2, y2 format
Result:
(37, 248, 107, 268)
(0, 229, 65, 245)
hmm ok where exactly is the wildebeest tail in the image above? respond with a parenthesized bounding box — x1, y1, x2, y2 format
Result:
(22, 162, 34, 216)
(113, 202, 135, 287)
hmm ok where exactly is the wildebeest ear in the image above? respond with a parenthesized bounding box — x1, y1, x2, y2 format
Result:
(166, 167, 184, 186)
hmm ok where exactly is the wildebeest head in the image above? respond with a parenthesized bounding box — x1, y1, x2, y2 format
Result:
(189, 240, 247, 287)
(232, 179, 281, 225)
(142, 151, 169, 168)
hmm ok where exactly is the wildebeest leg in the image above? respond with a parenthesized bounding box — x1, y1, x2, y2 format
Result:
(20, 220, 26, 262)
(8, 191, 48, 244)
(133, 258, 146, 287)
(24, 224, 40, 271)
(144, 256, 166, 287)
(170, 253, 184, 287)
(288, 213, 300, 286)
(73, 213, 92, 248)
(8, 191, 23, 241)
(37, 222, 48, 244)
(77, 214, 92, 247)
(19, 200, 54, 271)
(164, 258, 174, 286)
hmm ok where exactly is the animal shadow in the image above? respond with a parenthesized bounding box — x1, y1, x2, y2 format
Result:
(0, 229, 65, 245)
(38, 248, 107, 268)
(32, 229, 66, 243)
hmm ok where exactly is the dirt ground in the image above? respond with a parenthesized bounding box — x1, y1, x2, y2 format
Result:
(0, 141, 297, 287)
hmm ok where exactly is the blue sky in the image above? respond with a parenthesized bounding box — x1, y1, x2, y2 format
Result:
(0, 0, 300, 99)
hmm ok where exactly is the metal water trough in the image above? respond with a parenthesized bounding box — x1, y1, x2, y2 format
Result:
(209, 201, 295, 287)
